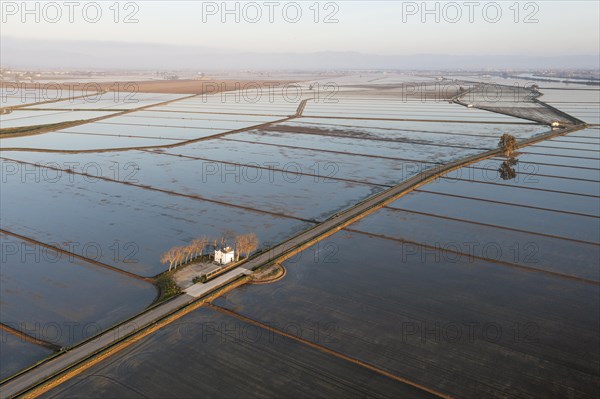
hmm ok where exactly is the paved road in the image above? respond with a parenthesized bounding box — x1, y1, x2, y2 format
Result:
(184, 268, 253, 297)
(0, 126, 577, 399)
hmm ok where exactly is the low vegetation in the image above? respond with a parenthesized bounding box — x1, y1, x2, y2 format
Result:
(192, 275, 207, 284)
(251, 263, 286, 284)
(156, 272, 182, 301)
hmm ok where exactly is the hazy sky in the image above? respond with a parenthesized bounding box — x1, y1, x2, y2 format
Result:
(2, 1, 599, 55)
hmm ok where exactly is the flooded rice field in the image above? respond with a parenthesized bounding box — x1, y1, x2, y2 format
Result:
(0, 162, 312, 276)
(203, 132, 599, 397)
(1, 88, 94, 109)
(2, 79, 598, 396)
(387, 190, 597, 243)
(23, 93, 186, 111)
(0, 233, 156, 348)
(62, 122, 229, 140)
(351, 207, 600, 281)
(0, 330, 54, 381)
(103, 114, 281, 130)
(302, 98, 536, 122)
(501, 152, 599, 169)
(210, 229, 599, 398)
(227, 130, 483, 162)
(281, 119, 548, 145)
(39, 306, 435, 399)
(289, 117, 549, 136)
(0, 150, 385, 222)
(0, 111, 118, 129)
(449, 160, 600, 196)
(484, 159, 599, 182)
(541, 89, 600, 124)
(1, 132, 179, 150)
(415, 177, 599, 216)
(148, 94, 302, 117)
(153, 139, 425, 186)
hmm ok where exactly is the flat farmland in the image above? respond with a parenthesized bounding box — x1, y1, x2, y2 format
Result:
(2, 142, 415, 188)
(212, 231, 599, 398)
(454, 159, 600, 195)
(153, 139, 426, 186)
(63, 122, 230, 140)
(410, 175, 599, 216)
(386, 191, 597, 242)
(0, 234, 156, 347)
(0, 87, 96, 109)
(0, 162, 312, 276)
(1, 132, 180, 150)
(200, 129, 598, 398)
(7, 79, 299, 96)
(280, 119, 549, 147)
(290, 117, 549, 137)
(102, 113, 281, 130)
(0, 150, 385, 222)
(350, 207, 600, 281)
(39, 306, 436, 399)
(540, 88, 600, 124)
(118, 110, 278, 123)
(1, 106, 288, 150)
(477, 157, 600, 181)
(0, 330, 54, 381)
(2, 77, 598, 398)
(22, 93, 185, 111)
(535, 137, 600, 150)
(568, 127, 600, 138)
(492, 152, 600, 169)
(0, 111, 119, 130)
(149, 94, 302, 117)
(226, 130, 483, 163)
(520, 144, 600, 159)
(302, 98, 537, 122)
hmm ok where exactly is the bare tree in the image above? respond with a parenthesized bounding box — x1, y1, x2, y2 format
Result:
(234, 235, 244, 261)
(191, 236, 208, 259)
(160, 247, 179, 271)
(246, 234, 259, 258)
(235, 233, 259, 260)
(184, 244, 195, 263)
(173, 246, 186, 269)
(498, 134, 517, 157)
(160, 249, 174, 271)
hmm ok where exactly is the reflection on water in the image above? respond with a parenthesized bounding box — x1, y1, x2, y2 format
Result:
(498, 156, 518, 180)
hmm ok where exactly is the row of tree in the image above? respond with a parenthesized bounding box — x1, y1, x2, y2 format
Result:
(160, 233, 259, 271)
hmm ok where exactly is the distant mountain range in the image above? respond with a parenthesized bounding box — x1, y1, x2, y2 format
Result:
(3, 36, 599, 70)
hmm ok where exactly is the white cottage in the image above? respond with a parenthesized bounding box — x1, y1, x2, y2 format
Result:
(214, 247, 235, 265)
